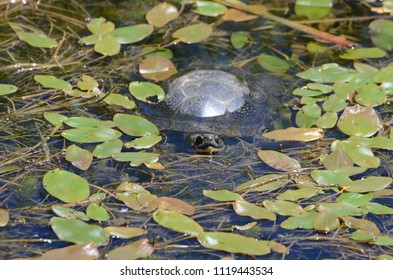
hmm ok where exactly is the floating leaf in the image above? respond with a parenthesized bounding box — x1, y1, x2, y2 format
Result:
(196, 1, 227, 17)
(113, 114, 158, 136)
(110, 24, 154, 44)
(129, 81, 165, 103)
(322, 94, 348, 112)
(102, 93, 136, 109)
(197, 232, 270, 256)
(355, 83, 386, 107)
(51, 204, 89, 221)
(94, 34, 120, 56)
(233, 200, 276, 220)
(172, 23, 213, 44)
(17, 31, 57, 48)
(313, 208, 340, 232)
(115, 182, 157, 212)
(36, 243, 99, 260)
(64, 117, 115, 128)
(139, 56, 177, 81)
(295, 0, 332, 19)
(311, 169, 352, 186)
(112, 152, 159, 167)
(87, 17, 114, 35)
(222, 8, 258, 22)
(316, 112, 338, 129)
(152, 209, 204, 237)
(61, 127, 121, 143)
(341, 176, 392, 193)
(292, 88, 326, 97)
(65, 144, 93, 170)
(319, 202, 365, 216)
(233, 222, 258, 231)
(342, 216, 380, 234)
(50, 217, 107, 246)
(34, 75, 72, 91)
(0, 208, 9, 227)
(106, 238, 154, 260)
(0, 84, 18, 96)
(362, 202, 393, 215)
(257, 54, 290, 73)
(146, 2, 179, 27)
(372, 236, 393, 246)
(230, 31, 249, 49)
(235, 174, 287, 192)
(143, 46, 174, 59)
(337, 192, 373, 207)
(92, 139, 123, 159)
(44, 112, 68, 126)
(333, 139, 380, 168)
(376, 254, 393, 260)
(340, 47, 386, 60)
(157, 197, 195, 215)
(86, 203, 109, 222)
(337, 105, 382, 137)
(281, 211, 317, 230)
(297, 63, 357, 83)
(125, 134, 162, 150)
(144, 161, 165, 170)
(307, 83, 332, 93)
(43, 169, 90, 203)
(262, 127, 324, 142)
(203, 189, 243, 202)
(369, 19, 393, 50)
(104, 226, 147, 239)
(322, 146, 353, 171)
(263, 200, 306, 216)
(258, 150, 301, 171)
(77, 75, 99, 91)
(277, 188, 320, 201)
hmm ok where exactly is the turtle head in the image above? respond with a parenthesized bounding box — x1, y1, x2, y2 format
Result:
(187, 133, 224, 154)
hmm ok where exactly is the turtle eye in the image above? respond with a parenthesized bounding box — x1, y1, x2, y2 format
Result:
(195, 135, 204, 145)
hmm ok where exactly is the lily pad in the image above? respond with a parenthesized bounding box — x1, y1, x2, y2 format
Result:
(43, 169, 90, 203)
(313, 208, 340, 232)
(295, 0, 332, 19)
(263, 200, 306, 216)
(233, 200, 276, 220)
(64, 117, 115, 128)
(203, 189, 243, 202)
(61, 127, 122, 143)
(341, 176, 392, 193)
(146, 2, 179, 27)
(110, 24, 154, 44)
(316, 111, 338, 129)
(196, 1, 227, 17)
(297, 63, 357, 83)
(102, 93, 136, 109)
(222, 8, 258, 22)
(0, 84, 18, 96)
(230, 31, 249, 49)
(50, 217, 107, 246)
(112, 152, 159, 167)
(36, 243, 99, 260)
(257, 54, 290, 73)
(113, 113, 158, 136)
(337, 105, 382, 137)
(92, 139, 123, 159)
(281, 211, 317, 230)
(106, 239, 154, 260)
(340, 47, 386, 60)
(34, 75, 72, 91)
(152, 209, 204, 237)
(257, 150, 301, 171)
(43, 112, 68, 126)
(86, 203, 110, 222)
(172, 23, 213, 44)
(17, 31, 57, 48)
(139, 56, 177, 81)
(342, 216, 380, 234)
(104, 226, 147, 239)
(361, 202, 393, 215)
(354, 83, 386, 107)
(369, 19, 393, 50)
(51, 204, 89, 221)
(235, 174, 288, 192)
(157, 197, 195, 215)
(94, 34, 120, 56)
(262, 127, 324, 142)
(197, 232, 270, 256)
(337, 192, 373, 207)
(277, 188, 320, 201)
(65, 144, 93, 170)
(86, 17, 115, 35)
(129, 81, 165, 103)
(125, 134, 162, 150)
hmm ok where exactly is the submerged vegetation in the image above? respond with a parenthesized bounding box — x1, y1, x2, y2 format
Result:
(1, 0, 393, 260)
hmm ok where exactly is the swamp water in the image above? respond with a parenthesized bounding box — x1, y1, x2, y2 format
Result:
(0, 0, 393, 260)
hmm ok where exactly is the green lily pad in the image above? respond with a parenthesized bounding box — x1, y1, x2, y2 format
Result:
(104, 226, 147, 239)
(92, 139, 123, 158)
(372, 236, 393, 246)
(202, 189, 243, 202)
(94, 34, 120, 56)
(113, 113, 159, 136)
(152, 209, 204, 237)
(157, 197, 195, 215)
(34, 75, 72, 91)
(316, 111, 338, 129)
(311, 169, 352, 186)
(257, 54, 290, 73)
(51, 204, 89, 221)
(115, 182, 158, 212)
(277, 188, 320, 201)
(65, 144, 93, 170)
(369, 19, 393, 50)
(106, 238, 154, 260)
(50, 217, 108, 246)
(257, 150, 301, 171)
(61, 127, 122, 143)
(64, 117, 116, 128)
(145, 2, 179, 28)
(355, 83, 386, 107)
(337, 105, 382, 137)
(17, 31, 57, 48)
(313, 208, 340, 232)
(0, 84, 18, 96)
(342, 216, 380, 234)
(172, 23, 213, 44)
(281, 211, 317, 230)
(196, 1, 227, 17)
(112, 152, 160, 166)
(230, 31, 249, 49)
(318, 202, 365, 216)
(337, 192, 373, 207)
(340, 47, 386, 60)
(292, 88, 326, 97)
(43, 112, 68, 126)
(295, 111, 317, 128)
(79, 34, 102, 45)
(110, 24, 154, 44)
(262, 127, 324, 142)
(129, 81, 165, 103)
(307, 83, 332, 93)
(361, 202, 393, 215)
(125, 134, 162, 150)
(341, 176, 392, 193)
(297, 63, 357, 83)
(235, 174, 287, 192)
(295, 0, 332, 19)
(86, 203, 109, 222)
(233, 200, 276, 220)
(36, 243, 99, 260)
(43, 169, 90, 203)
(333, 81, 355, 99)
(333, 140, 380, 168)
(263, 200, 306, 216)
(374, 65, 393, 84)
(101, 93, 136, 109)
(197, 232, 270, 256)
(87, 17, 115, 35)
(322, 146, 353, 170)
(322, 94, 348, 112)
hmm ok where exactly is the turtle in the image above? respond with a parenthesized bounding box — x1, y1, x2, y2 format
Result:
(143, 68, 280, 153)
